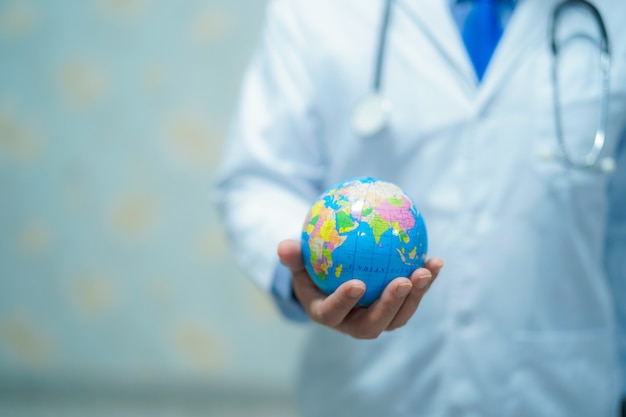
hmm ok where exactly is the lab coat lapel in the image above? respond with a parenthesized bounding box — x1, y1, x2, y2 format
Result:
(395, 0, 557, 109)
(395, 0, 476, 89)
(475, 0, 556, 107)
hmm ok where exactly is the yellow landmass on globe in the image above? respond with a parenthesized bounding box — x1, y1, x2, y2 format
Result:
(369, 214, 391, 244)
(335, 264, 343, 278)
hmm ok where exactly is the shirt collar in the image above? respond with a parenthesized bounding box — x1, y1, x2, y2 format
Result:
(450, 0, 518, 4)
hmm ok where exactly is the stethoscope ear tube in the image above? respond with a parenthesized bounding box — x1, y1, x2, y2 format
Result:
(373, 0, 394, 93)
(551, 0, 610, 55)
(352, 0, 394, 138)
(550, 0, 612, 172)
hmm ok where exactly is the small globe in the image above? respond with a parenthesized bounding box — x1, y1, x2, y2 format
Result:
(301, 177, 428, 306)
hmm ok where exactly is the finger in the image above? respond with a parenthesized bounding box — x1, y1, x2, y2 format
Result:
(277, 239, 305, 273)
(308, 280, 366, 328)
(286, 242, 367, 327)
(424, 257, 444, 281)
(291, 266, 329, 309)
(386, 258, 443, 330)
(386, 269, 432, 330)
(279, 239, 331, 317)
(340, 277, 412, 339)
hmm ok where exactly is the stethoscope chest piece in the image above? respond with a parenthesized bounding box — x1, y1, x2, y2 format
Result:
(352, 93, 392, 138)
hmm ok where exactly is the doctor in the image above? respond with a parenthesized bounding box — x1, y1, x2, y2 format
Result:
(215, 0, 626, 416)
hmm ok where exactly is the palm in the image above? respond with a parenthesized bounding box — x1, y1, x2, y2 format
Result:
(277, 239, 443, 339)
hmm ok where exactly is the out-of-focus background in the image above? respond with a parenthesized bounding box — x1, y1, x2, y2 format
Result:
(0, 0, 309, 416)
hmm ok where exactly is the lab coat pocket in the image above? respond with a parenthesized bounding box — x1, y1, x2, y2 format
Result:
(506, 330, 620, 417)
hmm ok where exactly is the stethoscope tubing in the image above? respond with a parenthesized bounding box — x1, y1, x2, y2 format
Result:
(551, 0, 609, 55)
(550, 0, 612, 172)
(373, 0, 394, 93)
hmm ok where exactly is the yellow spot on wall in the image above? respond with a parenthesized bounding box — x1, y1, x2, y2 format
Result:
(59, 61, 108, 107)
(63, 184, 88, 214)
(0, 317, 51, 366)
(111, 193, 159, 237)
(171, 322, 228, 372)
(197, 231, 228, 261)
(72, 274, 117, 314)
(246, 283, 279, 320)
(150, 278, 171, 306)
(165, 114, 221, 169)
(143, 67, 165, 92)
(0, 2, 38, 37)
(100, 0, 146, 17)
(18, 221, 50, 253)
(189, 8, 231, 44)
(0, 107, 43, 162)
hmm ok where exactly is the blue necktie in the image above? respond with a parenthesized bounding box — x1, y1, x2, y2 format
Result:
(462, 0, 503, 82)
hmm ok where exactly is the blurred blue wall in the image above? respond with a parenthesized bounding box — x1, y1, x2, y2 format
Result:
(0, 0, 306, 402)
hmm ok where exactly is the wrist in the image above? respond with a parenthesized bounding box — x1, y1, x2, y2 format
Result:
(271, 262, 309, 322)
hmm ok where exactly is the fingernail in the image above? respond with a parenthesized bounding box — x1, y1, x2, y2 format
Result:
(416, 272, 432, 289)
(395, 282, 412, 298)
(349, 285, 365, 298)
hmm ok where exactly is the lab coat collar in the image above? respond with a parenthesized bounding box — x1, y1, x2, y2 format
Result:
(395, 0, 556, 111)
(395, 0, 474, 91)
(477, 0, 555, 107)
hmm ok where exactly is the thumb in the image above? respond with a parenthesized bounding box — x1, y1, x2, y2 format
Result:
(277, 239, 306, 273)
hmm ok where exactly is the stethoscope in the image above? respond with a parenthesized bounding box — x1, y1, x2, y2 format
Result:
(352, 0, 616, 174)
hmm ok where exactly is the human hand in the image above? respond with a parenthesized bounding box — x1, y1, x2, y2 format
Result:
(277, 239, 444, 339)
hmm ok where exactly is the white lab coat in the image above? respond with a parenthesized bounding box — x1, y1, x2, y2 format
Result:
(215, 0, 626, 416)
